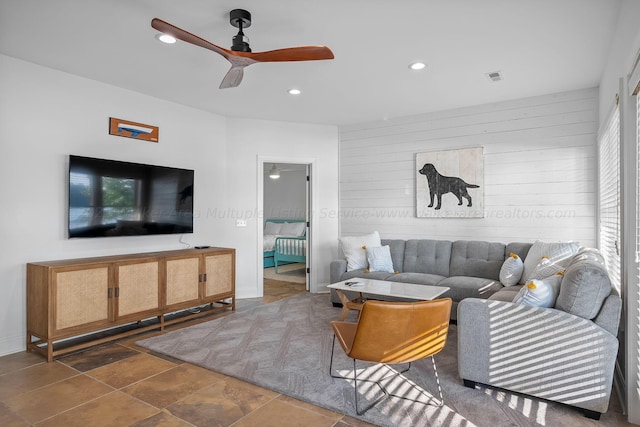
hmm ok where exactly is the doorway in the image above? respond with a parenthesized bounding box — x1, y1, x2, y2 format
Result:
(261, 161, 310, 301)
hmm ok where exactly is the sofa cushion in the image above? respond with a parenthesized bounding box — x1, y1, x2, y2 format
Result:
(337, 269, 395, 282)
(438, 276, 503, 301)
(366, 245, 395, 273)
(339, 231, 381, 271)
(505, 242, 532, 262)
(555, 259, 612, 319)
(402, 239, 451, 276)
(381, 239, 406, 273)
(449, 240, 506, 280)
(488, 286, 522, 302)
(520, 240, 580, 284)
(387, 272, 445, 286)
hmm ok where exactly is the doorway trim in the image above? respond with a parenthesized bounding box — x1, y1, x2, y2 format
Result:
(257, 155, 317, 295)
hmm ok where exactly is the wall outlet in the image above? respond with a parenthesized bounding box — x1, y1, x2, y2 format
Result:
(236, 219, 247, 227)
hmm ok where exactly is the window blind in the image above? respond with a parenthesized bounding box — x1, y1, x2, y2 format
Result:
(636, 94, 640, 396)
(599, 102, 621, 296)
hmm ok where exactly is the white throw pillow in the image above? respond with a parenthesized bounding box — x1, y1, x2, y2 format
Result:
(339, 231, 382, 271)
(280, 222, 306, 236)
(545, 272, 564, 299)
(499, 253, 524, 286)
(528, 256, 566, 281)
(513, 279, 557, 308)
(366, 245, 395, 273)
(520, 240, 580, 284)
(264, 221, 282, 235)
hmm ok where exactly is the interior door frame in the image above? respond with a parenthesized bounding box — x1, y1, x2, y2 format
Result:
(257, 156, 316, 295)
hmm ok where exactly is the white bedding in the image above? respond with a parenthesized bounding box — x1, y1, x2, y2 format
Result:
(264, 234, 278, 251)
(263, 221, 306, 251)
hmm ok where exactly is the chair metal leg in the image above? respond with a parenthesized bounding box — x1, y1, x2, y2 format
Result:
(430, 355, 444, 407)
(353, 358, 389, 415)
(329, 334, 444, 414)
(329, 334, 337, 376)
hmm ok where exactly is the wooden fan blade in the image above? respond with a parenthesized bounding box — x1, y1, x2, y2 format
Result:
(249, 46, 334, 62)
(152, 18, 232, 60)
(152, 18, 333, 89)
(219, 65, 246, 89)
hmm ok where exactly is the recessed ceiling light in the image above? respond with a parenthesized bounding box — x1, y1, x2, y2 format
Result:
(409, 62, 426, 70)
(288, 88, 301, 95)
(156, 33, 177, 44)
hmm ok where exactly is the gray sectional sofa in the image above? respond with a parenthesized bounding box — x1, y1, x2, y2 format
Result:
(458, 248, 621, 419)
(330, 238, 532, 319)
(329, 238, 621, 418)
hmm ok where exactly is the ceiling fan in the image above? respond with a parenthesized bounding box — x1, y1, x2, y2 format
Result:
(151, 9, 334, 89)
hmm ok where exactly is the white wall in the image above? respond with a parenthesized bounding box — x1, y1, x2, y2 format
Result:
(264, 166, 307, 220)
(225, 119, 339, 297)
(0, 54, 340, 356)
(597, 0, 640, 423)
(339, 88, 598, 247)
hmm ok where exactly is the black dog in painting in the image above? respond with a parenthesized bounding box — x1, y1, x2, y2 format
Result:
(418, 163, 479, 210)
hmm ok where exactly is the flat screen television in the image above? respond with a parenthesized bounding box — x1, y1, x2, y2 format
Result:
(68, 155, 194, 238)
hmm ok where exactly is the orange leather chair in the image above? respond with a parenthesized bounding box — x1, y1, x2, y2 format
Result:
(329, 298, 452, 415)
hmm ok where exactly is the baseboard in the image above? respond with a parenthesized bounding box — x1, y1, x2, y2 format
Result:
(0, 332, 26, 357)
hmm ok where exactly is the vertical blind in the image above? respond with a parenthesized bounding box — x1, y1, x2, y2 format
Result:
(599, 101, 621, 296)
(636, 93, 640, 396)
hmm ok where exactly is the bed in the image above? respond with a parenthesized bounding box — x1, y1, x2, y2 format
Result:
(263, 219, 307, 272)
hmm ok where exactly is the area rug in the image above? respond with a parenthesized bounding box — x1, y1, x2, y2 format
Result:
(136, 293, 615, 427)
(263, 263, 306, 284)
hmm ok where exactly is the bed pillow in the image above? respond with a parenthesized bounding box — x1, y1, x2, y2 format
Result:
(520, 240, 580, 284)
(366, 245, 395, 273)
(499, 253, 524, 286)
(264, 221, 282, 235)
(280, 222, 306, 236)
(339, 231, 382, 271)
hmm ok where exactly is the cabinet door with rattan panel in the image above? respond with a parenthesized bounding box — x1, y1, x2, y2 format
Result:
(204, 252, 234, 299)
(115, 259, 161, 321)
(165, 256, 200, 309)
(52, 266, 111, 336)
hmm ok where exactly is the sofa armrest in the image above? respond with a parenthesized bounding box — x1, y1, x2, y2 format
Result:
(330, 259, 347, 283)
(593, 294, 622, 337)
(457, 298, 618, 414)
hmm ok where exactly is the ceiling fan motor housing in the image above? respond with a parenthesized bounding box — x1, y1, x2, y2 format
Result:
(230, 9, 252, 52)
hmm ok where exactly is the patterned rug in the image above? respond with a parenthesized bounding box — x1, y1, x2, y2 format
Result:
(136, 293, 623, 427)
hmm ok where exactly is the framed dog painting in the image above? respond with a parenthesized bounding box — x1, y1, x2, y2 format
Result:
(416, 147, 484, 218)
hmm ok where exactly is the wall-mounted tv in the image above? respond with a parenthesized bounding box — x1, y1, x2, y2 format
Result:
(68, 155, 194, 238)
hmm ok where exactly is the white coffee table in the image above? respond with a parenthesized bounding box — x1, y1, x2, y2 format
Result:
(327, 278, 450, 321)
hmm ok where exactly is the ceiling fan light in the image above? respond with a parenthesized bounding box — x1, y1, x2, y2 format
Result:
(409, 62, 426, 70)
(269, 165, 280, 179)
(156, 33, 177, 44)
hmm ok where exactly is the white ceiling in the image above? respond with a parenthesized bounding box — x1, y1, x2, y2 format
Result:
(0, 0, 621, 126)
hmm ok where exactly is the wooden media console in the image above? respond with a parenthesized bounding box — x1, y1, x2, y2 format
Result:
(26, 247, 235, 361)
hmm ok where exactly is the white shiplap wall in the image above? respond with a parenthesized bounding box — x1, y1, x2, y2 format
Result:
(339, 88, 597, 247)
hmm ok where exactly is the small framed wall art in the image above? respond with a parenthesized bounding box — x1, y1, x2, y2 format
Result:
(416, 147, 484, 218)
(109, 117, 159, 142)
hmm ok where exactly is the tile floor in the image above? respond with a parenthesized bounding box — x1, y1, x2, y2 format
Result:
(1, 280, 374, 427)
